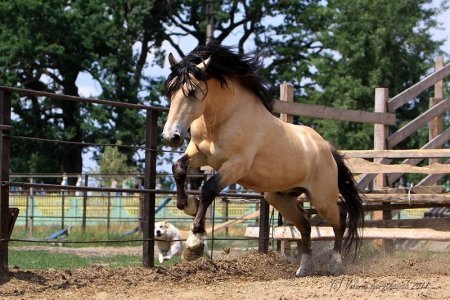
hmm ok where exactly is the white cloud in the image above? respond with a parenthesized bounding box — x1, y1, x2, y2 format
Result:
(76, 72, 102, 98)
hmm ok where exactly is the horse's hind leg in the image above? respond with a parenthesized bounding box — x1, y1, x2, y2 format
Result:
(327, 203, 347, 275)
(309, 186, 345, 276)
(265, 192, 314, 277)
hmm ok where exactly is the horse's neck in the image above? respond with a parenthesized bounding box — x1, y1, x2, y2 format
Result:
(200, 80, 260, 131)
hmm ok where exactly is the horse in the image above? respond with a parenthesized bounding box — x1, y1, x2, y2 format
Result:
(162, 42, 365, 277)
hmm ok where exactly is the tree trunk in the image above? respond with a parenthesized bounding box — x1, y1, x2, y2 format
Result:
(60, 81, 83, 185)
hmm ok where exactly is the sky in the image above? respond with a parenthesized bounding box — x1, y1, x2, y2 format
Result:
(431, 1, 450, 57)
(77, 3, 450, 172)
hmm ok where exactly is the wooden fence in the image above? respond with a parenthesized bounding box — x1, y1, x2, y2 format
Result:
(258, 56, 449, 253)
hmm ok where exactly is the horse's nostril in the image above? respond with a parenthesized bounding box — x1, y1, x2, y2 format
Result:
(170, 134, 181, 144)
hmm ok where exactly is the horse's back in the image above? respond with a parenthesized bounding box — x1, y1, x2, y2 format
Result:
(237, 120, 337, 192)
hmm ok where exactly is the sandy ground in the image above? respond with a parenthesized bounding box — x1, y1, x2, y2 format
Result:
(1, 246, 449, 299)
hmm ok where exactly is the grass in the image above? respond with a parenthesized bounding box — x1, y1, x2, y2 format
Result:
(10, 224, 256, 249)
(8, 224, 255, 270)
(10, 225, 145, 248)
(8, 249, 185, 270)
(9, 250, 141, 269)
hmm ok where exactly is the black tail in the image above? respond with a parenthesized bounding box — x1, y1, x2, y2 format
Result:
(331, 148, 365, 257)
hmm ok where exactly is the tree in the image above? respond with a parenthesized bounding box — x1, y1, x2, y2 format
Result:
(253, 0, 329, 90)
(98, 145, 138, 187)
(83, 0, 176, 165)
(308, 0, 445, 150)
(159, 0, 276, 57)
(0, 0, 172, 181)
(0, 0, 447, 180)
(0, 0, 89, 179)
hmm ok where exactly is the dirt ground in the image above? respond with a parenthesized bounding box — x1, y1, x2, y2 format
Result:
(1, 246, 449, 300)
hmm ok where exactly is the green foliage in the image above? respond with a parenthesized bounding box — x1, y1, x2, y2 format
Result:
(0, 0, 448, 176)
(255, 0, 330, 89)
(0, 0, 87, 176)
(307, 0, 445, 149)
(0, 0, 170, 176)
(98, 145, 138, 186)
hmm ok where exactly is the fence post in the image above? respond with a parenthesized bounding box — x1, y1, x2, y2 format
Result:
(224, 200, 229, 237)
(277, 82, 295, 255)
(61, 191, 65, 229)
(280, 82, 294, 123)
(143, 110, 158, 267)
(107, 192, 111, 234)
(374, 87, 393, 253)
(82, 174, 88, 232)
(258, 193, 270, 253)
(0, 90, 11, 272)
(429, 56, 444, 167)
(28, 177, 34, 237)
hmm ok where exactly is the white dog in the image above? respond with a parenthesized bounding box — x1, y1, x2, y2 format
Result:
(154, 220, 210, 263)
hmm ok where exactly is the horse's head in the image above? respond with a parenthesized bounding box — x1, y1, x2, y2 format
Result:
(162, 53, 211, 148)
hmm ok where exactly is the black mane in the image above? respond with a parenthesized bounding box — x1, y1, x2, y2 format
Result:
(165, 42, 273, 112)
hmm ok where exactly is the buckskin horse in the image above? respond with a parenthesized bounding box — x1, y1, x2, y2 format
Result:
(162, 42, 364, 277)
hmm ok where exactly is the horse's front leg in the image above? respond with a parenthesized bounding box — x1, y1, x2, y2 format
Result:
(192, 174, 223, 234)
(182, 174, 224, 261)
(172, 154, 190, 211)
(182, 158, 250, 261)
(172, 144, 206, 216)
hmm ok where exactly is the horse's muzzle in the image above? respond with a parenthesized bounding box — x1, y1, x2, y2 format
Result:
(163, 131, 184, 148)
(162, 123, 185, 148)
(169, 133, 182, 146)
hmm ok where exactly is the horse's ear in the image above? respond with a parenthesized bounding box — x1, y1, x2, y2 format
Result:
(196, 57, 211, 71)
(168, 53, 178, 67)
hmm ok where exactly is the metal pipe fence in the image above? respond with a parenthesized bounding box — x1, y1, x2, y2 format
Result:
(0, 85, 272, 272)
(9, 188, 262, 234)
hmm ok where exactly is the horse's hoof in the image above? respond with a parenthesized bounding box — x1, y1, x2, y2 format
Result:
(181, 232, 205, 261)
(328, 263, 344, 276)
(328, 251, 344, 276)
(183, 196, 199, 216)
(295, 254, 315, 277)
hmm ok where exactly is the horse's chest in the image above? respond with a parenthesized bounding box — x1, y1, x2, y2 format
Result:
(196, 140, 225, 167)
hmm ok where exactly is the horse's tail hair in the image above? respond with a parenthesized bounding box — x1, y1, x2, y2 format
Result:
(331, 147, 365, 258)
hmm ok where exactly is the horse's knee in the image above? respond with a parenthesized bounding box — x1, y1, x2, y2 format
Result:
(172, 158, 188, 179)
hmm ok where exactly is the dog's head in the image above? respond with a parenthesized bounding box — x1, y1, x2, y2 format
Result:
(155, 221, 170, 238)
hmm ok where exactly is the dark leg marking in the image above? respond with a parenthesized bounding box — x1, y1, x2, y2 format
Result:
(333, 202, 348, 253)
(192, 174, 224, 234)
(172, 154, 190, 210)
(293, 201, 312, 255)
